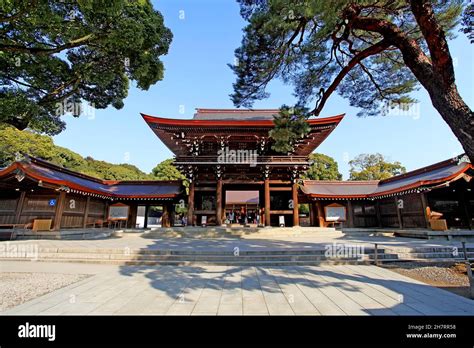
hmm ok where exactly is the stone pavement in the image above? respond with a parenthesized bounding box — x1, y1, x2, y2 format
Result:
(1, 261, 473, 315)
(2, 230, 473, 252)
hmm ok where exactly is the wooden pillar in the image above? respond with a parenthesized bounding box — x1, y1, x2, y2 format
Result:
(459, 189, 472, 230)
(375, 200, 382, 227)
(128, 203, 138, 229)
(161, 204, 170, 228)
(104, 200, 109, 220)
(14, 191, 26, 224)
(53, 191, 66, 231)
(216, 179, 223, 226)
(264, 178, 270, 226)
(420, 192, 430, 229)
(395, 196, 403, 229)
(82, 196, 91, 228)
(292, 182, 299, 227)
(144, 205, 149, 229)
(167, 202, 173, 227)
(309, 202, 316, 226)
(316, 201, 325, 227)
(346, 200, 354, 228)
(187, 181, 195, 226)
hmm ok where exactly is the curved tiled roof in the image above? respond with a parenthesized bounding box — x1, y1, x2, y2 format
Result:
(302, 156, 473, 199)
(0, 157, 183, 200)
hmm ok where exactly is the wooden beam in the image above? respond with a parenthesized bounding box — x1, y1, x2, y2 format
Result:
(194, 187, 216, 192)
(193, 210, 216, 215)
(270, 210, 293, 214)
(53, 191, 66, 231)
(216, 179, 222, 226)
(187, 181, 195, 226)
(223, 180, 263, 184)
(264, 178, 270, 226)
(292, 182, 299, 227)
(14, 191, 26, 224)
(82, 196, 90, 228)
(269, 187, 292, 191)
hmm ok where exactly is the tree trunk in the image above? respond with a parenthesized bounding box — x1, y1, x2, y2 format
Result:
(427, 84, 474, 162)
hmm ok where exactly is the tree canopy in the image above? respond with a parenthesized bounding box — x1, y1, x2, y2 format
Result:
(268, 105, 310, 153)
(151, 159, 186, 181)
(151, 158, 189, 190)
(302, 153, 342, 180)
(348, 153, 406, 180)
(231, 0, 473, 160)
(0, 0, 172, 134)
(0, 125, 150, 180)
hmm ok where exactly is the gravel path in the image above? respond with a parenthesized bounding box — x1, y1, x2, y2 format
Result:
(0, 272, 90, 311)
(385, 262, 473, 299)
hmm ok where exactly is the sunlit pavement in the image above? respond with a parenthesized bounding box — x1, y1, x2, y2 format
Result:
(1, 261, 473, 315)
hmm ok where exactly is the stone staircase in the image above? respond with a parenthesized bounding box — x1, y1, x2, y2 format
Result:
(1, 245, 473, 266)
(142, 226, 337, 239)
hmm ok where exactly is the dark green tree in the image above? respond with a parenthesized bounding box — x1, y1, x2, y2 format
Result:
(231, 0, 473, 161)
(0, 0, 172, 134)
(302, 153, 342, 180)
(151, 158, 189, 192)
(268, 105, 310, 153)
(151, 159, 186, 181)
(0, 125, 150, 180)
(349, 153, 406, 180)
(461, 1, 473, 43)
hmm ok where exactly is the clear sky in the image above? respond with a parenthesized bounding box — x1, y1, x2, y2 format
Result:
(53, 0, 473, 179)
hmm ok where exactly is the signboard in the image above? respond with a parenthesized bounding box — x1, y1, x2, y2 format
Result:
(324, 203, 346, 222)
(49, 199, 57, 207)
(108, 204, 129, 221)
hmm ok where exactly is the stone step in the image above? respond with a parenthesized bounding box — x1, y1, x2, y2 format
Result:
(28, 253, 365, 261)
(0, 257, 371, 266)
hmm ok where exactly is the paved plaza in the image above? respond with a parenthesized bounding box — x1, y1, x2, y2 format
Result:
(1, 259, 474, 315)
(3, 230, 472, 252)
(1, 232, 473, 315)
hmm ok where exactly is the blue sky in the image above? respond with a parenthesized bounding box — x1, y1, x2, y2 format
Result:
(54, 0, 473, 179)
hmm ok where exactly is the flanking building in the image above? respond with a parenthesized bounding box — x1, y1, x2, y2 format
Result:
(0, 108, 472, 231)
(0, 156, 184, 230)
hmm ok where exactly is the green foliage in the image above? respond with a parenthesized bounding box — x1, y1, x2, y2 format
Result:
(269, 105, 310, 153)
(349, 153, 406, 181)
(0, 0, 172, 134)
(151, 159, 185, 181)
(231, 0, 462, 115)
(302, 153, 342, 181)
(0, 125, 150, 180)
(298, 203, 309, 215)
(461, 1, 474, 43)
(151, 158, 189, 190)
